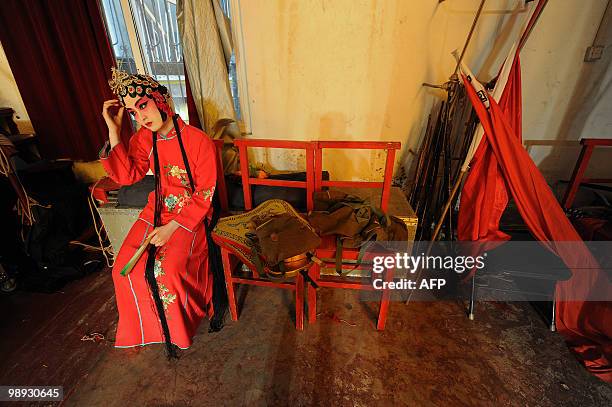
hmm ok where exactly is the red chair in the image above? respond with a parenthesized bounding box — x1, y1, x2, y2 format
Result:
(562, 138, 612, 209)
(308, 140, 401, 330)
(235, 139, 316, 212)
(213, 139, 317, 330)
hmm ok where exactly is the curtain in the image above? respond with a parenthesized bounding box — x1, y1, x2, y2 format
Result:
(177, 0, 238, 140)
(185, 66, 203, 129)
(177, 0, 240, 174)
(0, 0, 125, 160)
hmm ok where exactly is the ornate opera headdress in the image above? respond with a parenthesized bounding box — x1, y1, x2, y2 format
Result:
(108, 67, 173, 118)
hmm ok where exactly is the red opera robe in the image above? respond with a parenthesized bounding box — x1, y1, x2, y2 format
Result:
(100, 116, 216, 349)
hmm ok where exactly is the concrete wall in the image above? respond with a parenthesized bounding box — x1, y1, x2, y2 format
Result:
(0, 42, 32, 133)
(522, 0, 612, 181)
(236, 0, 611, 182)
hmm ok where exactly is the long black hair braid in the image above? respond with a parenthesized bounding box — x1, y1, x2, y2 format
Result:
(144, 129, 179, 359)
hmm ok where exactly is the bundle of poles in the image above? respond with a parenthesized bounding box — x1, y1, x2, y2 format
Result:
(408, 0, 546, 243)
(409, 79, 479, 241)
(409, 0, 487, 242)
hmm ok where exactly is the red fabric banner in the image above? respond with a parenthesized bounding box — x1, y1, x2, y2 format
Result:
(459, 58, 612, 382)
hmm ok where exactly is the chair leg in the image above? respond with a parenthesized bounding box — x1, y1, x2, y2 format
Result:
(295, 270, 304, 331)
(469, 272, 476, 321)
(308, 263, 320, 324)
(377, 267, 393, 330)
(221, 248, 238, 321)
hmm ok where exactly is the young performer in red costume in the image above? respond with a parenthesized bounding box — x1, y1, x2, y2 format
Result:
(100, 68, 224, 357)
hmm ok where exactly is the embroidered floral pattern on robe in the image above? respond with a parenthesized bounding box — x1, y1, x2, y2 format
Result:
(153, 248, 176, 310)
(153, 256, 164, 278)
(164, 186, 214, 214)
(158, 283, 176, 310)
(164, 164, 189, 187)
(194, 186, 215, 202)
(100, 116, 217, 349)
(164, 191, 191, 213)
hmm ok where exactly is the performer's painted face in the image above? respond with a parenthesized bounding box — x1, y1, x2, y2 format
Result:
(123, 94, 164, 131)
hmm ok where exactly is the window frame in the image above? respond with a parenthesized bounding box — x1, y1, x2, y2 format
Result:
(107, 0, 251, 133)
(118, 0, 148, 74)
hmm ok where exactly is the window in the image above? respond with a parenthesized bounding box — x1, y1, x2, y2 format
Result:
(101, 0, 188, 121)
(100, 0, 245, 127)
(101, 0, 138, 74)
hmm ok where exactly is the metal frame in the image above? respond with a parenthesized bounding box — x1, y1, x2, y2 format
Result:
(119, 0, 147, 73)
(468, 270, 558, 331)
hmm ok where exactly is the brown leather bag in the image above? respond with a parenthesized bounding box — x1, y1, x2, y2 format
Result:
(253, 213, 321, 267)
(244, 207, 321, 279)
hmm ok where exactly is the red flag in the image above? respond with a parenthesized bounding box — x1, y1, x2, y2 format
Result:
(459, 60, 612, 382)
(458, 52, 523, 242)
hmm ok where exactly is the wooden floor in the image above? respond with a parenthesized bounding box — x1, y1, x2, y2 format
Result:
(1, 269, 610, 406)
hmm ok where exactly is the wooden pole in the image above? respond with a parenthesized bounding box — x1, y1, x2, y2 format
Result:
(431, 169, 467, 242)
(453, 0, 487, 77)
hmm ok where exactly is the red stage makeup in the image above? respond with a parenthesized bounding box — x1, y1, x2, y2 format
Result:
(123, 95, 164, 132)
(108, 67, 174, 130)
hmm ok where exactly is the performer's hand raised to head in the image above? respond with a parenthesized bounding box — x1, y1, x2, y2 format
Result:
(102, 99, 124, 147)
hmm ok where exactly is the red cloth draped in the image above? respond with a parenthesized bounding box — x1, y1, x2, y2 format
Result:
(458, 56, 522, 242)
(0, 0, 128, 160)
(458, 57, 612, 381)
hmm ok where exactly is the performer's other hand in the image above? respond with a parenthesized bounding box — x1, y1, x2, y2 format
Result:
(149, 221, 180, 247)
(102, 99, 124, 135)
